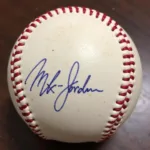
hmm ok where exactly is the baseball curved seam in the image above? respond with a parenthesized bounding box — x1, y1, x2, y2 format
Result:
(100, 28, 135, 140)
(9, 6, 135, 141)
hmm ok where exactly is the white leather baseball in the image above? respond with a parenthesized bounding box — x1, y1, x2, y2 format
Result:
(7, 6, 142, 143)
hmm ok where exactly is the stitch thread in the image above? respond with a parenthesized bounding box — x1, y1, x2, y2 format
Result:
(100, 28, 135, 140)
(10, 39, 44, 138)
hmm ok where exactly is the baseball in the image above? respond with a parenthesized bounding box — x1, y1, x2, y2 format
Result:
(7, 6, 142, 143)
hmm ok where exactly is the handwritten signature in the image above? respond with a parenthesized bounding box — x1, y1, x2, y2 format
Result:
(25, 58, 103, 112)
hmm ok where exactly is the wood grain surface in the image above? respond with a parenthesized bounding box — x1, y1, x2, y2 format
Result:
(0, 0, 150, 150)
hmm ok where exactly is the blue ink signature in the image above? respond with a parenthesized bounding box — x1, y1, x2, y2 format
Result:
(25, 58, 103, 112)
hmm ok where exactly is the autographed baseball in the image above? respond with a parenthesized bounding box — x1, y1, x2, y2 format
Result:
(7, 6, 142, 143)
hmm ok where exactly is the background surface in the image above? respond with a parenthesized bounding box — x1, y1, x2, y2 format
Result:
(0, 0, 150, 150)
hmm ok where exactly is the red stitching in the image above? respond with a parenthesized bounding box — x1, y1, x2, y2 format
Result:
(41, 15, 47, 20)
(114, 122, 119, 126)
(14, 45, 17, 49)
(107, 17, 112, 26)
(125, 98, 130, 102)
(47, 11, 53, 17)
(119, 92, 127, 96)
(12, 53, 15, 57)
(14, 72, 21, 78)
(122, 77, 130, 81)
(18, 43, 25, 46)
(30, 23, 37, 27)
(102, 14, 106, 21)
(131, 61, 135, 65)
(120, 112, 124, 116)
(13, 66, 20, 71)
(11, 69, 14, 73)
(130, 75, 135, 80)
(83, 7, 86, 14)
(123, 54, 134, 58)
(117, 118, 121, 122)
(14, 57, 21, 63)
(89, 9, 93, 16)
(15, 80, 22, 85)
(16, 96, 25, 103)
(119, 39, 130, 44)
(116, 100, 125, 105)
(111, 114, 120, 118)
(127, 90, 132, 94)
(131, 68, 135, 73)
(112, 22, 118, 31)
(120, 28, 123, 31)
(68, 6, 73, 12)
(113, 107, 122, 111)
(61, 7, 66, 13)
(116, 32, 122, 37)
(35, 18, 41, 23)
(129, 84, 133, 88)
(22, 112, 31, 117)
(96, 11, 100, 18)
(20, 36, 28, 40)
(18, 36, 27, 41)
(116, 32, 127, 37)
(11, 60, 14, 65)
(123, 61, 135, 65)
(108, 120, 116, 124)
(15, 50, 22, 55)
(55, 9, 59, 14)
(11, 77, 14, 81)
(16, 88, 23, 94)
(122, 46, 132, 51)
(25, 28, 32, 33)
(123, 68, 135, 73)
(19, 104, 29, 110)
(75, 6, 79, 13)
(120, 85, 128, 89)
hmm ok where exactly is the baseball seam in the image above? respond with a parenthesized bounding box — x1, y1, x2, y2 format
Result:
(100, 28, 135, 140)
(9, 6, 135, 141)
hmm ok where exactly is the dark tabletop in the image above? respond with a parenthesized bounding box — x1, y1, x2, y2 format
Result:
(0, 0, 150, 150)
